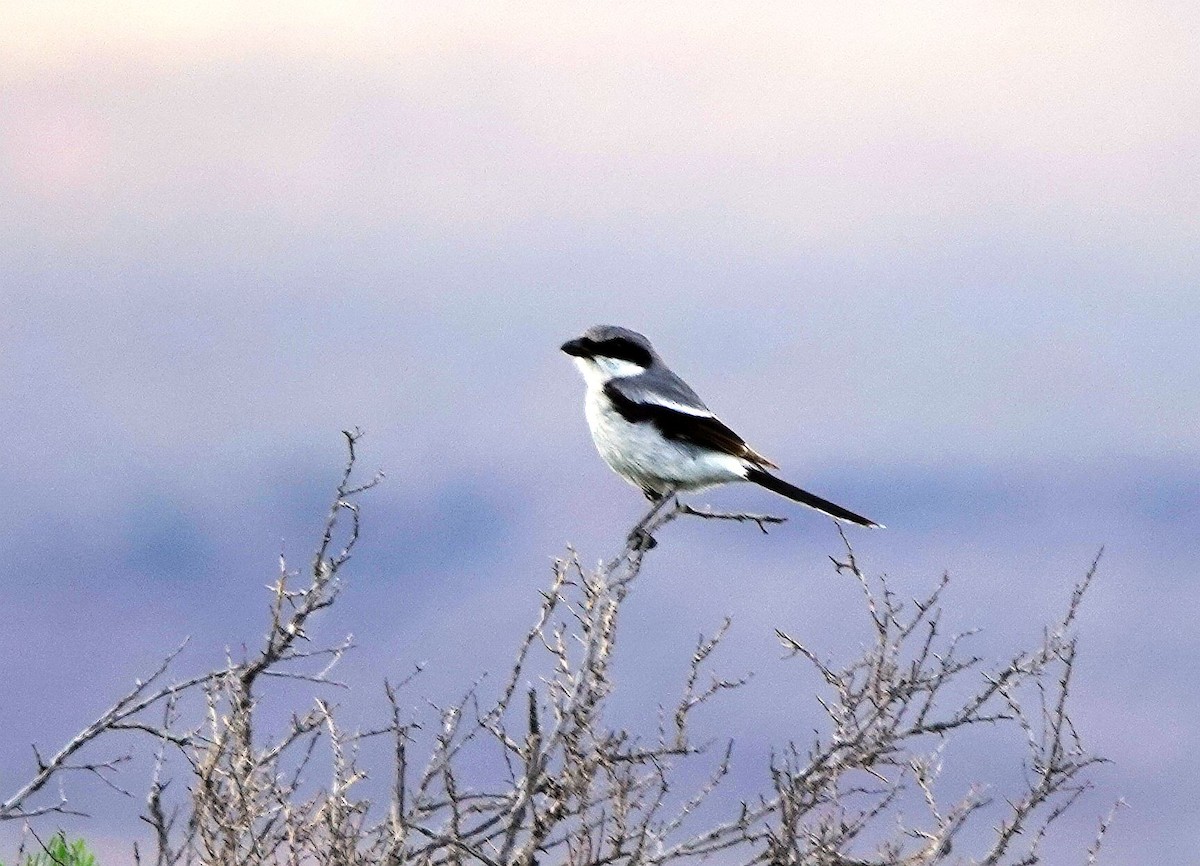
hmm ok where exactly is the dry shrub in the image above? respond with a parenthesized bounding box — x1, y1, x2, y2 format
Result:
(2, 433, 1117, 865)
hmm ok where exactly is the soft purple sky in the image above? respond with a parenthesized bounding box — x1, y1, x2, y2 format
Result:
(2, 4, 1198, 863)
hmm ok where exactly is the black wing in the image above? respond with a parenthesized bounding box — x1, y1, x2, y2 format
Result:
(603, 379, 775, 467)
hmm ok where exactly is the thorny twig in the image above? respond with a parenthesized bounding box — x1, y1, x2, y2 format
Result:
(4, 441, 1115, 866)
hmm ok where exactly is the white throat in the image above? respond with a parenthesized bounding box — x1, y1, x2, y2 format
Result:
(573, 355, 647, 389)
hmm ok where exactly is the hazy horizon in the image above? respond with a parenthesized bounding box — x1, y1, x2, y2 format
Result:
(3, 4, 1198, 862)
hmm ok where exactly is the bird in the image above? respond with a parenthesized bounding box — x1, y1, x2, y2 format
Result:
(561, 325, 881, 528)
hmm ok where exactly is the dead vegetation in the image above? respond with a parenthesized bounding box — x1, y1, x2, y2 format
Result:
(2, 433, 1116, 865)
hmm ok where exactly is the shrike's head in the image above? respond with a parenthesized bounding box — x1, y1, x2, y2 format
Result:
(561, 325, 658, 384)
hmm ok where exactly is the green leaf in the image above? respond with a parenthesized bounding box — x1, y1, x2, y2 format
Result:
(17, 834, 99, 866)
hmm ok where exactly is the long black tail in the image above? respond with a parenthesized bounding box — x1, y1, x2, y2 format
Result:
(745, 467, 882, 528)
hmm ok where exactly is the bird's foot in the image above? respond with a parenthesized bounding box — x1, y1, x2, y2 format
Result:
(628, 528, 658, 551)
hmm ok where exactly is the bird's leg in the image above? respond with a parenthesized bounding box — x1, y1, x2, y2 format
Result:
(627, 485, 678, 550)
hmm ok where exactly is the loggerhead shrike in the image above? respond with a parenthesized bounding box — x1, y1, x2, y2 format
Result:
(561, 325, 881, 527)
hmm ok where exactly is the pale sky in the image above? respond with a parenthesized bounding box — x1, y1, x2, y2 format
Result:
(3, 4, 1198, 863)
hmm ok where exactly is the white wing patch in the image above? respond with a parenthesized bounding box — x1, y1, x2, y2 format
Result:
(638, 396, 714, 418)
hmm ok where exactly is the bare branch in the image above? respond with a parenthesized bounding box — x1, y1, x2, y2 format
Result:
(3, 435, 1114, 866)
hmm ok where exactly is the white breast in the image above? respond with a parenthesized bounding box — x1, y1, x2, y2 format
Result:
(581, 379, 748, 496)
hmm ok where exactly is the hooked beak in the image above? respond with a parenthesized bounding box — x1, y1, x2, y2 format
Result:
(560, 337, 591, 358)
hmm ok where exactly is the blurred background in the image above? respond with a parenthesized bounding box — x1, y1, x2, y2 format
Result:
(2, 3, 1197, 862)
